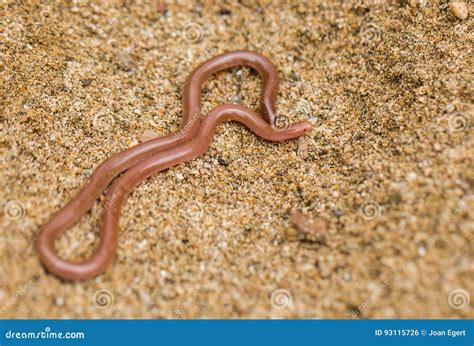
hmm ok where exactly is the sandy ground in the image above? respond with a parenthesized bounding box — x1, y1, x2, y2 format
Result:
(0, 0, 473, 318)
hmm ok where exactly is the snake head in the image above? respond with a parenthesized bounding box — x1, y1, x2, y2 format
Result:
(270, 115, 312, 141)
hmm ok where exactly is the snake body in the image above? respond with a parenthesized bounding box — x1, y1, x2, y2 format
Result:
(36, 51, 312, 280)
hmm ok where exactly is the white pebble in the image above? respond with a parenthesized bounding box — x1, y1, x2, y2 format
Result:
(450, 2, 468, 20)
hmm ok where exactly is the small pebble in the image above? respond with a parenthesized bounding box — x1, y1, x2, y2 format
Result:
(289, 209, 328, 244)
(157, 2, 166, 13)
(280, 244, 291, 257)
(230, 95, 241, 103)
(80, 79, 92, 87)
(217, 157, 229, 166)
(116, 53, 134, 72)
(407, 171, 417, 181)
(140, 129, 159, 142)
(284, 227, 298, 241)
(450, 2, 468, 20)
(112, 102, 122, 112)
(297, 137, 309, 159)
(127, 139, 139, 147)
(219, 8, 232, 16)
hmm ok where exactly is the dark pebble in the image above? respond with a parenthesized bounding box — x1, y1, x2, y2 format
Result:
(80, 79, 92, 87)
(219, 8, 231, 16)
(218, 157, 229, 166)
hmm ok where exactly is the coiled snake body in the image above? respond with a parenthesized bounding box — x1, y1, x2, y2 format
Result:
(36, 51, 312, 280)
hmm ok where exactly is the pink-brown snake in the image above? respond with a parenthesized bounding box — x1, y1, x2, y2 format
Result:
(36, 51, 312, 280)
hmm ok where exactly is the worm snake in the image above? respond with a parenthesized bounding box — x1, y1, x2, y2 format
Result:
(36, 51, 312, 280)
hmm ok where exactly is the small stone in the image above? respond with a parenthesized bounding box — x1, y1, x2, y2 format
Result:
(297, 137, 309, 159)
(112, 102, 122, 112)
(194, 5, 203, 13)
(140, 129, 159, 142)
(136, 239, 148, 250)
(280, 244, 291, 257)
(219, 8, 232, 16)
(217, 157, 228, 166)
(450, 2, 468, 20)
(407, 171, 417, 181)
(318, 261, 333, 278)
(289, 209, 328, 244)
(157, 2, 166, 13)
(116, 53, 134, 72)
(230, 95, 241, 103)
(127, 139, 138, 147)
(284, 227, 298, 241)
(80, 79, 92, 87)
